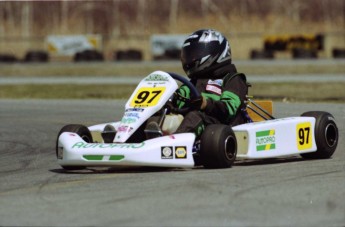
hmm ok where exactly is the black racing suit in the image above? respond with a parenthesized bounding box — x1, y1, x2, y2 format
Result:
(174, 63, 249, 138)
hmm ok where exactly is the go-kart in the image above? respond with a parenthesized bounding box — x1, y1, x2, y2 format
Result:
(56, 71, 339, 170)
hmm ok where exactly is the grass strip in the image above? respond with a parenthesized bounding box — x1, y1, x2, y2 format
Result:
(0, 84, 137, 99)
(0, 61, 344, 77)
(0, 82, 344, 102)
(250, 82, 345, 102)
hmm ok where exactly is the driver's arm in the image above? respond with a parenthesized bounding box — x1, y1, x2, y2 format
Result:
(203, 75, 248, 124)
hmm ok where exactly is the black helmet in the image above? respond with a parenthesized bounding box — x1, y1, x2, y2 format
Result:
(181, 29, 231, 78)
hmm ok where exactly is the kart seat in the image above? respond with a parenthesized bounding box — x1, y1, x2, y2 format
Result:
(246, 99, 273, 122)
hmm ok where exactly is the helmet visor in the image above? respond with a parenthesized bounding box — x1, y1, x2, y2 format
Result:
(181, 42, 219, 75)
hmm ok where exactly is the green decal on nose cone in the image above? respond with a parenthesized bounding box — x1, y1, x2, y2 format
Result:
(83, 155, 125, 161)
(109, 155, 125, 161)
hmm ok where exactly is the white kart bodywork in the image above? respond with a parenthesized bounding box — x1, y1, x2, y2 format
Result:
(57, 71, 320, 169)
(58, 71, 195, 168)
(233, 117, 316, 159)
(58, 132, 196, 168)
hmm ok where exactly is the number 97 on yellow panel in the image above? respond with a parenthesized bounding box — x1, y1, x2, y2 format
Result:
(130, 87, 165, 107)
(296, 122, 313, 150)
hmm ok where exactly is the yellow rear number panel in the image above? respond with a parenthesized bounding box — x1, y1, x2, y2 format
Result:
(296, 122, 313, 150)
(130, 87, 165, 107)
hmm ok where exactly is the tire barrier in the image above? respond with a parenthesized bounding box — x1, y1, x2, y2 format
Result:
(164, 49, 180, 60)
(250, 49, 274, 60)
(292, 48, 318, 59)
(114, 49, 143, 61)
(264, 34, 324, 52)
(24, 50, 49, 62)
(0, 54, 17, 63)
(74, 49, 104, 62)
(260, 34, 324, 60)
(332, 48, 345, 58)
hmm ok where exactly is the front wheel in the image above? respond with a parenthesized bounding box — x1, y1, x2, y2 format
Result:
(56, 124, 93, 170)
(300, 111, 338, 159)
(200, 124, 237, 169)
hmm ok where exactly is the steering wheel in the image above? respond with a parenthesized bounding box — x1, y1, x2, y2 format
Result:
(167, 72, 202, 115)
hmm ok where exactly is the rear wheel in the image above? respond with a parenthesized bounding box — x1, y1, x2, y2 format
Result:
(56, 124, 93, 170)
(300, 111, 338, 159)
(200, 124, 237, 169)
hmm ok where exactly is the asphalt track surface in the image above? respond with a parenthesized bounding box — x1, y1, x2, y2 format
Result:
(0, 99, 344, 226)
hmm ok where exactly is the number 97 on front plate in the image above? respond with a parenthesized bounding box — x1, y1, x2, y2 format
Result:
(130, 87, 165, 107)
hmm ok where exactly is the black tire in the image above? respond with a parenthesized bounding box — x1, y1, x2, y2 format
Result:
(250, 49, 274, 59)
(114, 49, 143, 61)
(114, 50, 126, 60)
(74, 50, 103, 62)
(300, 111, 338, 159)
(127, 49, 143, 61)
(0, 54, 17, 63)
(332, 48, 345, 58)
(200, 124, 237, 169)
(24, 50, 49, 62)
(292, 48, 317, 59)
(164, 49, 180, 60)
(56, 124, 93, 170)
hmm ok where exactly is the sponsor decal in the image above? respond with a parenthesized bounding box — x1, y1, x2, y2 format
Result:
(256, 130, 276, 151)
(117, 125, 134, 133)
(125, 108, 145, 112)
(144, 74, 169, 82)
(161, 146, 173, 159)
(83, 155, 125, 161)
(46, 34, 101, 56)
(175, 146, 187, 159)
(160, 146, 189, 160)
(121, 117, 137, 124)
(206, 84, 222, 95)
(72, 141, 145, 149)
(124, 112, 140, 119)
(208, 79, 223, 86)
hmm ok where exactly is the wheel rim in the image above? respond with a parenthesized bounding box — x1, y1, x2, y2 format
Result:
(224, 135, 236, 161)
(325, 123, 338, 148)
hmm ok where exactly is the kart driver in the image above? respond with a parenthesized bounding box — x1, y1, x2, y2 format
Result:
(145, 29, 249, 139)
(172, 29, 249, 137)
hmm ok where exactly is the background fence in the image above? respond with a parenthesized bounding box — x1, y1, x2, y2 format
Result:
(0, 0, 344, 61)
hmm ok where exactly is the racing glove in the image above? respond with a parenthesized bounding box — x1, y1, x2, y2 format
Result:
(190, 96, 207, 110)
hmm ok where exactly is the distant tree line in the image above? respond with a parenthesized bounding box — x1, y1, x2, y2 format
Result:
(0, 0, 344, 37)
